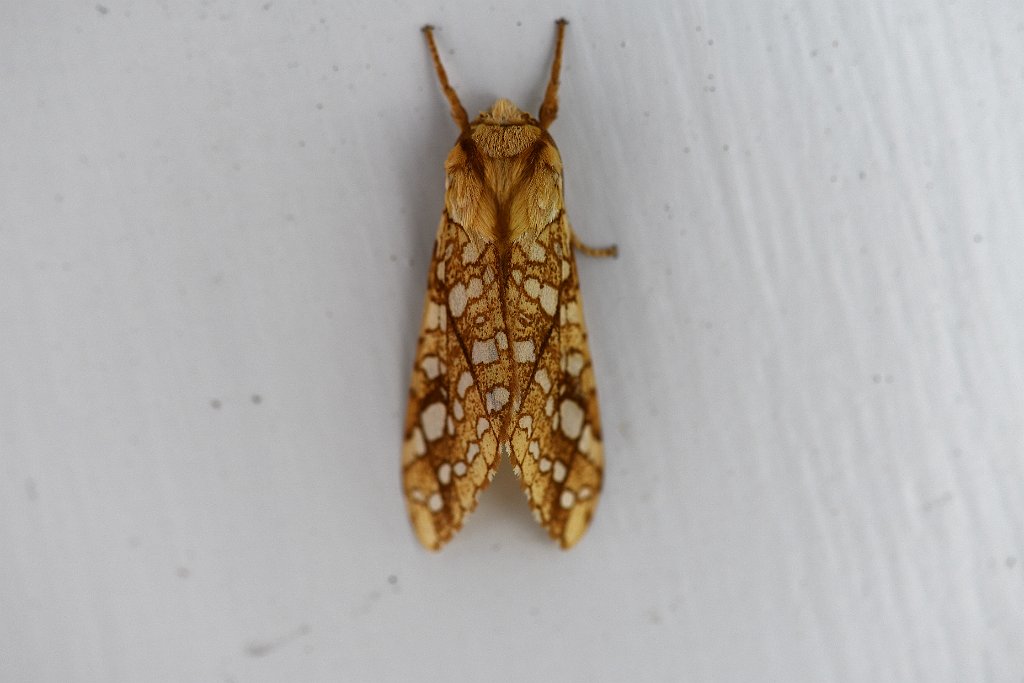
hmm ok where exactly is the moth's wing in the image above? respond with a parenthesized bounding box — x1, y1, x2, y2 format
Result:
(401, 213, 502, 550)
(508, 210, 604, 548)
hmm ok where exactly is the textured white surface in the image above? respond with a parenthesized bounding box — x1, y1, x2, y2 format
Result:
(2, 1, 1023, 681)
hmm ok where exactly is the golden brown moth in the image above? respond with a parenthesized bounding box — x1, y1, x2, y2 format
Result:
(403, 19, 616, 550)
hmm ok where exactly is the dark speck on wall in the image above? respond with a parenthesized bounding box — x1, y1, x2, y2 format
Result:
(251, 394, 262, 405)
(210, 399, 222, 409)
(245, 624, 310, 658)
(95, 4, 108, 15)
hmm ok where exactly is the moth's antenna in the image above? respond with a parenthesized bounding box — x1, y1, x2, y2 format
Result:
(422, 25, 470, 133)
(539, 18, 568, 129)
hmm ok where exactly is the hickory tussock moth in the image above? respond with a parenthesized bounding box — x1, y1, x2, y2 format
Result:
(402, 19, 616, 550)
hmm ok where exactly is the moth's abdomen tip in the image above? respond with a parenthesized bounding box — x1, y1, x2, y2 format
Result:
(421, 24, 435, 34)
(556, 17, 569, 26)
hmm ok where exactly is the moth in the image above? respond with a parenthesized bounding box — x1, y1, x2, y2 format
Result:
(402, 19, 615, 550)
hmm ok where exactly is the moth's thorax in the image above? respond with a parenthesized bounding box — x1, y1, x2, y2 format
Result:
(445, 113, 564, 244)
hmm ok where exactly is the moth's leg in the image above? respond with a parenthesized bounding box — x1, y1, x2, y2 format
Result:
(570, 224, 618, 259)
(422, 25, 469, 132)
(539, 18, 568, 129)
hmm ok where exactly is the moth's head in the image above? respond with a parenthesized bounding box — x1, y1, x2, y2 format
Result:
(469, 98, 544, 158)
(476, 98, 534, 126)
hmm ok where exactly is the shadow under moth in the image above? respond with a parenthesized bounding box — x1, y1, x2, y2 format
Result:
(402, 19, 616, 550)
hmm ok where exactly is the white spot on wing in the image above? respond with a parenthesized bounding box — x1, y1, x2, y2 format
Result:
(539, 457, 552, 473)
(410, 427, 426, 456)
(466, 442, 480, 463)
(476, 417, 489, 438)
(421, 403, 447, 441)
(565, 301, 581, 324)
(437, 463, 452, 485)
(495, 331, 508, 350)
(553, 460, 567, 483)
(467, 277, 483, 299)
(424, 301, 440, 330)
(579, 424, 594, 454)
(559, 489, 576, 509)
(421, 356, 441, 379)
(428, 492, 444, 512)
(472, 339, 499, 365)
(528, 241, 546, 262)
(457, 371, 473, 398)
(539, 285, 558, 316)
(449, 283, 467, 318)
(524, 278, 540, 298)
(513, 340, 536, 363)
(453, 461, 467, 477)
(535, 368, 551, 394)
(566, 352, 584, 377)
(559, 399, 584, 439)
(486, 386, 510, 412)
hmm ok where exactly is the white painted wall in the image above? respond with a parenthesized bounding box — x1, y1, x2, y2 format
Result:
(1, 1, 1021, 681)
